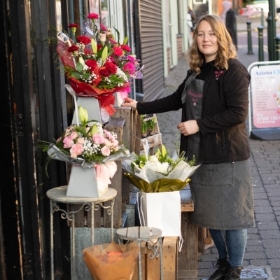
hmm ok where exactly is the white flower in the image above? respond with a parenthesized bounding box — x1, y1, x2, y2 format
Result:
(149, 155, 159, 163)
(145, 161, 170, 174)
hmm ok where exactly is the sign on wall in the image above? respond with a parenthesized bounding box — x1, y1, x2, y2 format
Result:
(248, 61, 280, 140)
(250, 64, 280, 128)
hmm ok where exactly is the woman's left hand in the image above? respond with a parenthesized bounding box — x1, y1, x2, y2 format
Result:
(177, 120, 199, 136)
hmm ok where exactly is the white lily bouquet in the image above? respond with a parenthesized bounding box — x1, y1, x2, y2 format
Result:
(122, 144, 200, 193)
(122, 143, 200, 237)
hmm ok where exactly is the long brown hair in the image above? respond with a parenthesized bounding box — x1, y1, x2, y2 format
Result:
(187, 14, 237, 73)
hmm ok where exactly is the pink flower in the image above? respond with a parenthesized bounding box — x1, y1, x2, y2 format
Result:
(128, 55, 137, 62)
(77, 138, 84, 144)
(123, 62, 136, 75)
(87, 13, 99, 20)
(100, 24, 108, 31)
(70, 132, 78, 139)
(111, 139, 119, 147)
(104, 139, 112, 147)
(101, 146, 111, 156)
(112, 46, 123, 57)
(109, 38, 117, 44)
(92, 134, 105, 144)
(63, 136, 74, 148)
(70, 144, 84, 158)
(121, 44, 131, 52)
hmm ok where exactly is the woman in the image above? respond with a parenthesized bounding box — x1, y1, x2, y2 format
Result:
(123, 15, 255, 280)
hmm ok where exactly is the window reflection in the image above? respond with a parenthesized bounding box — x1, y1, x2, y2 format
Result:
(101, 0, 109, 26)
(56, 0, 62, 31)
(89, 0, 100, 14)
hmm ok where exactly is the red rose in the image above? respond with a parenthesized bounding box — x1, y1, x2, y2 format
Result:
(77, 36, 91, 45)
(99, 66, 110, 77)
(84, 48, 92, 55)
(87, 13, 99, 20)
(121, 44, 131, 52)
(68, 23, 79, 28)
(68, 45, 79, 53)
(105, 61, 117, 74)
(112, 46, 123, 57)
(85, 59, 97, 70)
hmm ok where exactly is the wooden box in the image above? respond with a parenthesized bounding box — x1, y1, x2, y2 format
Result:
(132, 237, 178, 280)
(139, 114, 162, 154)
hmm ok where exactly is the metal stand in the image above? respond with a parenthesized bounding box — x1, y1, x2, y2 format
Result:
(116, 226, 163, 280)
(47, 186, 117, 280)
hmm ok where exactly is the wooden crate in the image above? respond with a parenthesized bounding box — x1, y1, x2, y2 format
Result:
(139, 114, 162, 154)
(131, 237, 178, 280)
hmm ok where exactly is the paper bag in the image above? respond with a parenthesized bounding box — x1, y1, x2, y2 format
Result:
(138, 191, 181, 237)
(83, 241, 139, 280)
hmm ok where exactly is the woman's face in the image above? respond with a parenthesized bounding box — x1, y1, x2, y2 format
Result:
(196, 20, 218, 62)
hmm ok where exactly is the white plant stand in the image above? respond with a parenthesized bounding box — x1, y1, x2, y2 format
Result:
(47, 186, 117, 280)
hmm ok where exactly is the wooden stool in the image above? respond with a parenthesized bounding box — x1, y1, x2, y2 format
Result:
(116, 226, 163, 280)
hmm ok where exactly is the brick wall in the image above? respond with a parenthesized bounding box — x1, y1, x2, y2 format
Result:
(177, 35, 184, 59)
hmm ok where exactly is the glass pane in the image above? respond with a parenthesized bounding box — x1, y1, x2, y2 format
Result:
(101, 0, 110, 26)
(56, 0, 62, 31)
(89, 0, 100, 14)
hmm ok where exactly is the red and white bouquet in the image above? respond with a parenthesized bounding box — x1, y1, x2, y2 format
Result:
(57, 12, 143, 116)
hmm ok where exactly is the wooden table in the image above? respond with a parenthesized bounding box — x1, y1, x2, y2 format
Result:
(179, 187, 198, 279)
(116, 226, 163, 280)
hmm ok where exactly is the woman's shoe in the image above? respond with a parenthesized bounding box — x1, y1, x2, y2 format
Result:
(209, 258, 230, 280)
(224, 266, 242, 280)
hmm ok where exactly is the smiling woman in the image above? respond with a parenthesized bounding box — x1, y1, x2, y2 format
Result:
(122, 14, 254, 280)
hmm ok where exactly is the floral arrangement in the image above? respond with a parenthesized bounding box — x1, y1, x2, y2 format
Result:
(140, 114, 157, 138)
(39, 106, 130, 171)
(56, 12, 143, 116)
(122, 145, 200, 193)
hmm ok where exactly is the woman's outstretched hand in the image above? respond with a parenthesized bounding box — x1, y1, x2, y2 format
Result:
(122, 97, 138, 109)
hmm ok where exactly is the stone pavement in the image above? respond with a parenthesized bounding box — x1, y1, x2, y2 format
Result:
(155, 29, 280, 279)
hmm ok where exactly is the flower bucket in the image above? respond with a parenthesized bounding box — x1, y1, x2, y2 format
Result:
(66, 165, 109, 198)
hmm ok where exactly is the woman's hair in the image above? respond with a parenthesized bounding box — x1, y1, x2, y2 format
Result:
(187, 14, 237, 73)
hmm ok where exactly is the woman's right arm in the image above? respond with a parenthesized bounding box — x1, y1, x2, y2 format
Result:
(122, 74, 189, 115)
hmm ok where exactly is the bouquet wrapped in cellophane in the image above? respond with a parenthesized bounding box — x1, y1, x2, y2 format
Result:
(56, 12, 143, 116)
(122, 144, 200, 193)
(39, 106, 131, 181)
(83, 241, 139, 280)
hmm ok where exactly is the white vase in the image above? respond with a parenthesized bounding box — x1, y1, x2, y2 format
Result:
(66, 165, 109, 198)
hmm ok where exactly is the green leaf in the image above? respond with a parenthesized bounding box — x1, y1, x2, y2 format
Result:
(82, 72, 90, 80)
(113, 27, 120, 44)
(71, 72, 81, 79)
(123, 36, 129, 45)
(76, 62, 84, 72)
